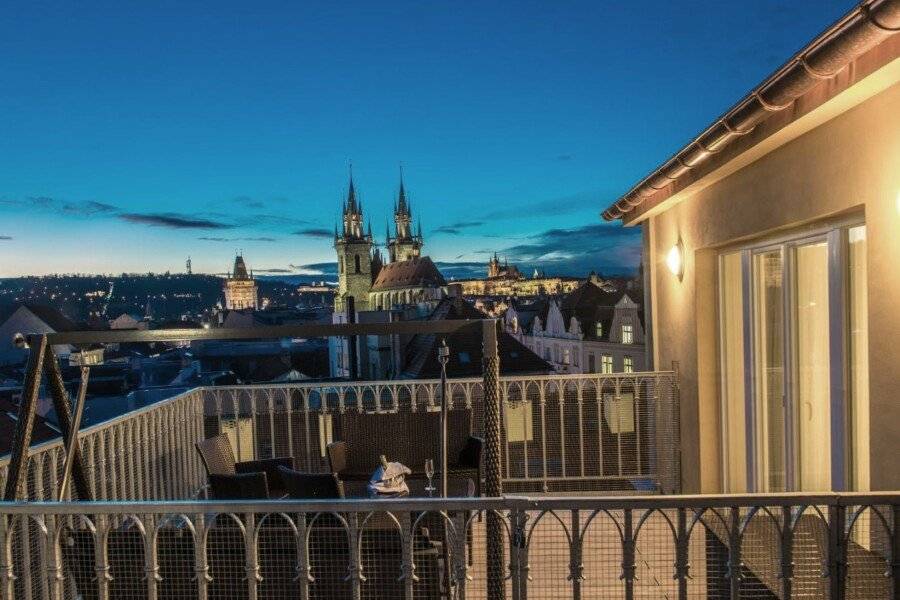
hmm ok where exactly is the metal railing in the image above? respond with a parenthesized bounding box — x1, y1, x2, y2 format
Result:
(0, 389, 207, 502)
(1, 492, 897, 599)
(200, 370, 681, 495)
(0, 370, 679, 503)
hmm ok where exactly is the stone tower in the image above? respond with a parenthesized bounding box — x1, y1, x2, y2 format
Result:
(334, 173, 373, 313)
(387, 173, 423, 263)
(224, 254, 259, 310)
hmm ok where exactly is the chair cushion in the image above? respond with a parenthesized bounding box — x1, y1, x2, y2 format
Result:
(209, 472, 269, 500)
(278, 466, 345, 499)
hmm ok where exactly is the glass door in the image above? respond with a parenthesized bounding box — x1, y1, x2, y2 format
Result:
(792, 239, 831, 491)
(718, 222, 869, 493)
(752, 249, 786, 492)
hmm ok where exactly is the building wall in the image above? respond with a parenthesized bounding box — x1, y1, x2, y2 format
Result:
(224, 279, 258, 310)
(646, 80, 900, 492)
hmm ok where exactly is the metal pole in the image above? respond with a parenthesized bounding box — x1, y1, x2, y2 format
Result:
(438, 339, 450, 498)
(346, 296, 358, 380)
(482, 319, 505, 600)
(44, 349, 92, 500)
(58, 367, 90, 501)
(3, 334, 47, 501)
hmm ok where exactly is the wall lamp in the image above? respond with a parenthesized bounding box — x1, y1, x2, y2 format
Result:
(666, 239, 684, 281)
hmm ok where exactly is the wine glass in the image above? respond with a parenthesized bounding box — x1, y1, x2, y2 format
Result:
(424, 459, 435, 496)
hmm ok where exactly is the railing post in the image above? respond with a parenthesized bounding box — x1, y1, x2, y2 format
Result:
(727, 506, 742, 600)
(3, 334, 47, 501)
(828, 503, 846, 600)
(482, 318, 506, 600)
(622, 509, 636, 600)
(295, 511, 311, 600)
(399, 512, 415, 600)
(675, 507, 689, 600)
(892, 503, 900, 600)
(569, 509, 583, 600)
(0, 514, 16, 600)
(780, 505, 794, 600)
(44, 350, 92, 501)
(94, 514, 112, 600)
(144, 515, 161, 600)
(194, 513, 211, 600)
(509, 506, 528, 600)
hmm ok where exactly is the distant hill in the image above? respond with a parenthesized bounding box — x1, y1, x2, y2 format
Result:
(0, 273, 304, 323)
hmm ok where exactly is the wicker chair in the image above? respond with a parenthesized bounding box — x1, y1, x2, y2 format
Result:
(208, 471, 270, 500)
(196, 434, 294, 498)
(325, 441, 371, 481)
(278, 466, 345, 499)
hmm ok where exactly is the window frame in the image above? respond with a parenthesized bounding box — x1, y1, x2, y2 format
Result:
(716, 216, 864, 492)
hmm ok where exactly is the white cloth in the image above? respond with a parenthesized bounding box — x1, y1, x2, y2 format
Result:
(367, 461, 411, 496)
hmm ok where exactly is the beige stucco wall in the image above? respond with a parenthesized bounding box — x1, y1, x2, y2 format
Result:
(647, 81, 900, 493)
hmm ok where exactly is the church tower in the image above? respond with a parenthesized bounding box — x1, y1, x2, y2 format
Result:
(387, 171, 423, 263)
(224, 254, 259, 310)
(334, 172, 374, 313)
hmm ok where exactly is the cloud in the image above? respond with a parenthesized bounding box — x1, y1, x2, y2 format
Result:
(293, 228, 333, 238)
(494, 222, 642, 275)
(483, 189, 614, 221)
(119, 212, 234, 229)
(198, 236, 277, 242)
(288, 262, 336, 276)
(432, 221, 483, 235)
(231, 195, 265, 209)
(0, 235, 12, 240)
(61, 200, 118, 215)
(252, 267, 293, 273)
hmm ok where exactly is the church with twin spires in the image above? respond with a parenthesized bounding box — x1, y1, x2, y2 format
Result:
(333, 172, 452, 315)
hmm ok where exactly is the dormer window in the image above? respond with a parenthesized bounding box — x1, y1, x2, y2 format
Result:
(595, 323, 603, 338)
(621, 324, 633, 344)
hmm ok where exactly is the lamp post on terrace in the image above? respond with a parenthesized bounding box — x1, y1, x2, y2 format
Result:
(438, 338, 450, 498)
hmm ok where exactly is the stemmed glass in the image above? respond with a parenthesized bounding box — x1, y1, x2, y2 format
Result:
(424, 459, 435, 496)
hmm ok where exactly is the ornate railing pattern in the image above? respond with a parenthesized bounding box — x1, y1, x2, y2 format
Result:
(0, 389, 206, 502)
(0, 493, 897, 600)
(200, 370, 681, 494)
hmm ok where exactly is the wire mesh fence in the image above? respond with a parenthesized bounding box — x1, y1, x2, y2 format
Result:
(0, 494, 897, 600)
(199, 371, 681, 495)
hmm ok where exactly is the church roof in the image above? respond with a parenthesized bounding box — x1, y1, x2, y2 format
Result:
(371, 256, 446, 292)
(232, 255, 250, 280)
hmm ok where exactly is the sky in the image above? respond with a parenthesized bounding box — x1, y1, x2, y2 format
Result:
(0, 0, 854, 278)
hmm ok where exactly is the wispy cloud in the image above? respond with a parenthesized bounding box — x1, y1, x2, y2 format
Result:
(288, 262, 336, 276)
(231, 195, 266, 209)
(0, 235, 12, 240)
(293, 228, 333, 239)
(198, 236, 277, 242)
(61, 200, 118, 215)
(119, 212, 234, 230)
(432, 221, 483, 235)
(252, 267, 294, 273)
(483, 189, 609, 221)
(496, 222, 641, 274)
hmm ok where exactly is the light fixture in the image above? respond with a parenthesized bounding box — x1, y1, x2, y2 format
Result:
(666, 240, 684, 280)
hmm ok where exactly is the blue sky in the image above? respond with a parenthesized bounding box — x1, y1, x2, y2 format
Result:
(0, 1, 853, 277)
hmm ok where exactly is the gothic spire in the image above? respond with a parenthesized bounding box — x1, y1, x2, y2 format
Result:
(397, 165, 408, 216)
(345, 163, 358, 214)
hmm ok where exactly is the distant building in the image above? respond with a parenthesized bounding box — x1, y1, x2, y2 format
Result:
(109, 313, 147, 331)
(0, 303, 77, 366)
(504, 277, 646, 374)
(455, 254, 584, 297)
(223, 254, 259, 310)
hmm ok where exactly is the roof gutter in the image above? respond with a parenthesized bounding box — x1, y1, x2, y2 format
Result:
(602, 0, 900, 222)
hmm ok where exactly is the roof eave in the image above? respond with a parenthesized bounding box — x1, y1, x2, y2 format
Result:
(602, 0, 900, 223)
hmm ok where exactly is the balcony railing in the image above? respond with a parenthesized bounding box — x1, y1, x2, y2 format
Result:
(1, 493, 897, 599)
(0, 370, 679, 503)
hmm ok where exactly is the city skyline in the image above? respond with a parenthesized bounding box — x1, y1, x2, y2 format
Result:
(0, 1, 852, 276)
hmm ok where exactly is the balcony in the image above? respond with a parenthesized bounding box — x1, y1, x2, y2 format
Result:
(0, 323, 897, 599)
